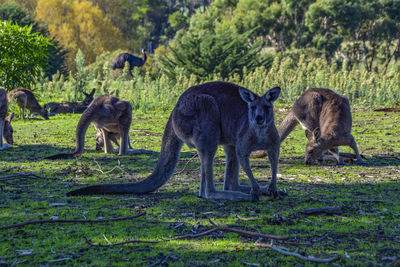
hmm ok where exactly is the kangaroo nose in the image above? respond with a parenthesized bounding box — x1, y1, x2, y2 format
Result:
(256, 115, 264, 124)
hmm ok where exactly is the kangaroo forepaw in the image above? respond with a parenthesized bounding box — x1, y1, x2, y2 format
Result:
(0, 144, 11, 150)
(276, 189, 288, 199)
(250, 186, 262, 196)
(268, 187, 287, 200)
(357, 159, 366, 166)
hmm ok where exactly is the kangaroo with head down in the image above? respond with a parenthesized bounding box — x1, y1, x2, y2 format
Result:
(275, 88, 363, 165)
(46, 95, 132, 159)
(68, 82, 282, 201)
(0, 87, 14, 149)
(44, 89, 96, 114)
(7, 88, 49, 120)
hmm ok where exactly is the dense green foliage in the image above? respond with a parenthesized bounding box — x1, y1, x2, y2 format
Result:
(1, 0, 399, 75)
(0, 20, 53, 90)
(161, 25, 272, 80)
(0, 2, 66, 78)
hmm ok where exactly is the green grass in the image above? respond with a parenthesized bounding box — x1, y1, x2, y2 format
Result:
(0, 106, 399, 266)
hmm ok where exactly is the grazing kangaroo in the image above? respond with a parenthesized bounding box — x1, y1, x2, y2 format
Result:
(44, 89, 95, 114)
(277, 88, 363, 165)
(46, 95, 132, 159)
(7, 88, 49, 120)
(0, 88, 14, 149)
(68, 82, 282, 201)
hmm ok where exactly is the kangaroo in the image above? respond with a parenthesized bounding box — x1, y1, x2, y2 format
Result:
(7, 88, 49, 120)
(94, 126, 133, 152)
(0, 87, 14, 149)
(276, 88, 363, 165)
(67, 82, 282, 201)
(44, 89, 96, 114)
(46, 95, 132, 159)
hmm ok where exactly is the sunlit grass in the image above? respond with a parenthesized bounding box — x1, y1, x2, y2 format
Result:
(0, 107, 399, 265)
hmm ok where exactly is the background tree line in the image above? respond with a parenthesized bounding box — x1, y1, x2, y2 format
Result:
(0, 0, 399, 87)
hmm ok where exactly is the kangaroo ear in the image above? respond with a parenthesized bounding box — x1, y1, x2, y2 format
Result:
(264, 87, 281, 103)
(239, 88, 256, 103)
(312, 127, 321, 142)
(90, 88, 96, 96)
(6, 112, 14, 123)
(305, 129, 312, 140)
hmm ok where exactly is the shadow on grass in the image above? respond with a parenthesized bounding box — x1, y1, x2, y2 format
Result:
(0, 143, 198, 164)
(278, 155, 400, 167)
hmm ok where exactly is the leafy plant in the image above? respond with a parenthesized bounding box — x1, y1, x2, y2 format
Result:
(0, 2, 66, 78)
(0, 20, 53, 90)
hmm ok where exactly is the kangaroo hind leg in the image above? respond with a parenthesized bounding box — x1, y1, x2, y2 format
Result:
(101, 129, 114, 154)
(0, 119, 4, 148)
(348, 135, 364, 164)
(193, 95, 253, 201)
(198, 146, 254, 201)
(118, 126, 129, 155)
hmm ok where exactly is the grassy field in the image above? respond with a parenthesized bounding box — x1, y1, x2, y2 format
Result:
(0, 105, 399, 266)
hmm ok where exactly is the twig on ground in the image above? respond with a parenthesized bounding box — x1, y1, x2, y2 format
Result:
(236, 215, 257, 221)
(174, 154, 199, 175)
(255, 242, 340, 263)
(102, 234, 112, 245)
(147, 254, 180, 267)
(306, 195, 334, 204)
(0, 213, 146, 230)
(364, 154, 400, 161)
(86, 226, 289, 247)
(208, 219, 219, 227)
(92, 159, 128, 175)
(297, 206, 342, 215)
(0, 172, 60, 181)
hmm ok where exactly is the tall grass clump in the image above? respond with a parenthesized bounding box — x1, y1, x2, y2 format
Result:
(240, 56, 400, 108)
(35, 51, 399, 111)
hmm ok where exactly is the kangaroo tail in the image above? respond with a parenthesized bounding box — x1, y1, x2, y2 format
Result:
(277, 109, 299, 143)
(67, 116, 183, 196)
(45, 153, 75, 160)
(46, 105, 98, 160)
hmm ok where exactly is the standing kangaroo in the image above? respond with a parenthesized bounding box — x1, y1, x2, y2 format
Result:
(7, 88, 49, 120)
(46, 95, 132, 159)
(277, 88, 363, 165)
(0, 87, 14, 149)
(44, 89, 96, 114)
(68, 82, 282, 201)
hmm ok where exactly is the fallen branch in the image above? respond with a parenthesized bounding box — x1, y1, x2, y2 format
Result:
(0, 172, 59, 181)
(306, 195, 334, 204)
(363, 154, 400, 161)
(87, 226, 289, 247)
(255, 242, 340, 263)
(374, 107, 400, 112)
(175, 154, 199, 175)
(297, 206, 342, 215)
(92, 159, 127, 175)
(0, 213, 145, 230)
